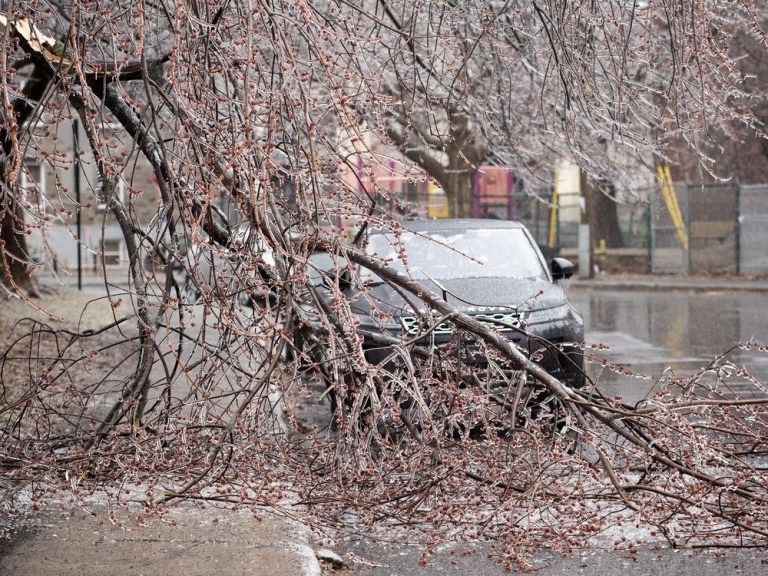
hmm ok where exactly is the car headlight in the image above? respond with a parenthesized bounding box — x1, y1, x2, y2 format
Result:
(525, 304, 583, 341)
(526, 304, 573, 325)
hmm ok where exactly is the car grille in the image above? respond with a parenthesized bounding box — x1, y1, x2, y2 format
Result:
(401, 311, 525, 336)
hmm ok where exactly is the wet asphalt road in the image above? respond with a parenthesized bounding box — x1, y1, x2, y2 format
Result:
(342, 539, 766, 576)
(343, 288, 768, 575)
(573, 289, 768, 404)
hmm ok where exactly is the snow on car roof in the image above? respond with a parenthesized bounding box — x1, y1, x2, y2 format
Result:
(399, 218, 526, 233)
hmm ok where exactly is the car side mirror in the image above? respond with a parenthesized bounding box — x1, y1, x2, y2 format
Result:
(550, 257, 574, 281)
(309, 252, 353, 291)
(320, 265, 353, 292)
(338, 267, 353, 292)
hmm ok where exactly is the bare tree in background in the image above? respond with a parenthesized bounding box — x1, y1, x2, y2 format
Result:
(668, 8, 768, 182)
(366, 1, 764, 215)
(1, 0, 767, 564)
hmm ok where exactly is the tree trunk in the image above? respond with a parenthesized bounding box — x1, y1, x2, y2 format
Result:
(583, 178, 625, 248)
(0, 22, 55, 297)
(442, 165, 476, 218)
(0, 190, 39, 296)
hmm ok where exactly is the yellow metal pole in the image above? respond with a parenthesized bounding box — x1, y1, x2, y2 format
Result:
(657, 165, 688, 251)
(664, 165, 688, 251)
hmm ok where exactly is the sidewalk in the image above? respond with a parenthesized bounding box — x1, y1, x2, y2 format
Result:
(0, 500, 323, 576)
(570, 273, 768, 293)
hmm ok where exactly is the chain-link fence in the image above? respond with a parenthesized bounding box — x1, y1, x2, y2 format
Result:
(489, 181, 768, 276)
(740, 184, 768, 275)
(354, 168, 768, 276)
(648, 182, 762, 275)
(688, 183, 738, 274)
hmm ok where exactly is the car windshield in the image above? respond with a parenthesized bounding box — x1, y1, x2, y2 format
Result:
(365, 228, 548, 281)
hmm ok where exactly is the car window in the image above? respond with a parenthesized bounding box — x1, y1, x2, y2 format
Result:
(232, 224, 275, 265)
(308, 252, 349, 286)
(365, 229, 548, 281)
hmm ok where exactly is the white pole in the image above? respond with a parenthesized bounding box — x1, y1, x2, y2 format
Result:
(578, 224, 591, 279)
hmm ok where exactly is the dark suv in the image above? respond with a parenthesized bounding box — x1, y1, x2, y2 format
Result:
(312, 219, 585, 387)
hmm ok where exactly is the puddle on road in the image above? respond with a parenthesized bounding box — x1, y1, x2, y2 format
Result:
(574, 290, 768, 404)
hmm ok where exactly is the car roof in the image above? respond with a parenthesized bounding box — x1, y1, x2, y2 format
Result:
(394, 218, 527, 233)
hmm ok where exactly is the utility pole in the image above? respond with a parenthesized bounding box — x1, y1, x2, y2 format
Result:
(73, 119, 82, 290)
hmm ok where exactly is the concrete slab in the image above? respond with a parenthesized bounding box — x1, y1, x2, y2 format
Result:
(0, 502, 321, 576)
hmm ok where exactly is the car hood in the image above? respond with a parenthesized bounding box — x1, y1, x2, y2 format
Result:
(351, 276, 569, 317)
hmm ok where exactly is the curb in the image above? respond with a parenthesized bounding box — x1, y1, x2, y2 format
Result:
(569, 276, 768, 293)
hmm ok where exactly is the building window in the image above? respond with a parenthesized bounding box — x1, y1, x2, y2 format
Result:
(20, 160, 46, 210)
(102, 239, 124, 266)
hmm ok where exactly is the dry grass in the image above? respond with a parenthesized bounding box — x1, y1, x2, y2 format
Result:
(0, 287, 138, 433)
